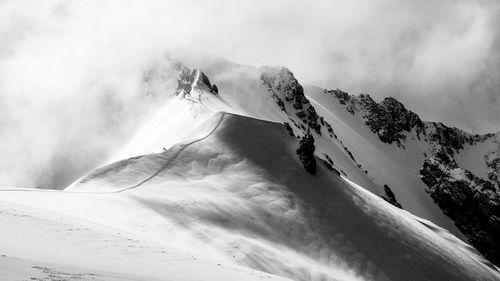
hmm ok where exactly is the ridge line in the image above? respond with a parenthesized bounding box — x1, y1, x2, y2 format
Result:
(0, 112, 226, 195)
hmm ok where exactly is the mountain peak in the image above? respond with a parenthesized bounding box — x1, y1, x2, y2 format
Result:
(174, 63, 218, 97)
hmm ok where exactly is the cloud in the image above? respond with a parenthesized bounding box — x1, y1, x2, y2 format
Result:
(0, 0, 498, 188)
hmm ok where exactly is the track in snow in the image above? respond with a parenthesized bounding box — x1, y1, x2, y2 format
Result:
(0, 112, 226, 195)
(108, 112, 226, 193)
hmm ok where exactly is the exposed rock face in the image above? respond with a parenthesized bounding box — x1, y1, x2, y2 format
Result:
(425, 122, 491, 162)
(325, 90, 424, 146)
(326, 86, 497, 172)
(212, 84, 219, 94)
(420, 158, 500, 266)
(174, 64, 197, 96)
(374, 97, 425, 143)
(172, 63, 219, 96)
(261, 67, 321, 134)
(426, 122, 478, 151)
(485, 135, 500, 188)
(296, 134, 317, 175)
(198, 71, 219, 95)
(142, 59, 219, 99)
(326, 87, 493, 152)
(382, 184, 403, 209)
(283, 122, 294, 137)
(325, 89, 350, 105)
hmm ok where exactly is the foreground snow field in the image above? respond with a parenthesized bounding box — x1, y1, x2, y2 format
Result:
(1, 113, 499, 281)
(0, 198, 291, 281)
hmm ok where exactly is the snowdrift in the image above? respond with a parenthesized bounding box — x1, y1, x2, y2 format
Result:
(1, 113, 499, 281)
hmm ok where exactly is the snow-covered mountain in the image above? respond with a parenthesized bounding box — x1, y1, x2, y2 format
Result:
(1, 55, 499, 281)
(306, 87, 500, 266)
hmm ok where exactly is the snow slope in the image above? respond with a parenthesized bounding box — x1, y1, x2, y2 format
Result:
(455, 132, 500, 183)
(2, 113, 499, 281)
(304, 86, 465, 238)
(2, 55, 499, 280)
(305, 85, 500, 265)
(0, 197, 290, 281)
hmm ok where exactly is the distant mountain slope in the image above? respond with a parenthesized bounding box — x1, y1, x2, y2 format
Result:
(306, 86, 500, 265)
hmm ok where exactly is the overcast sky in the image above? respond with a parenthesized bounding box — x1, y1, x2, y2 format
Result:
(1, 0, 499, 188)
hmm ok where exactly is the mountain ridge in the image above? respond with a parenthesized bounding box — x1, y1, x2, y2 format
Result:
(1, 54, 499, 280)
(310, 84, 500, 266)
(126, 57, 500, 267)
(3, 111, 499, 280)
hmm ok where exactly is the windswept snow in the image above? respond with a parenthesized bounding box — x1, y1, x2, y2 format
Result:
(0, 199, 291, 281)
(2, 113, 499, 281)
(2, 56, 499, 280)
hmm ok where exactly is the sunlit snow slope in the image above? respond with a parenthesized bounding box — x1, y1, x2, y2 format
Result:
(1, 55, 499, 281)
(2, 113, 499, 281)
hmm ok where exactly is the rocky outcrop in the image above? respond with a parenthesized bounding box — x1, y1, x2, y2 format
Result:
(174, 63, 197, 96)
(296, 134, 317, 175)
(142, 58, 220, 100)
(198, 71, 219, 95)
(373, 97, 425, 144)
(325, 90, 424, 146)
(382, 184, 403, 209)
(426, 122, 477, 151)
(172, 62, 219, 96)
(283, 122, 294, 137)
(325, 89, 350, 105)
(318, 116, 336, 139)
(421, 123, 497, 171)
(425, 122, 490, 160)
(326, 88, 498, 177)
(261, 67, 321, 134)
(420, 159, 500, 266)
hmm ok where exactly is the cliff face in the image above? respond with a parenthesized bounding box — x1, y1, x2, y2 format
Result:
(260, 67, 321, 134)
(325, 89, 424, 146)
(173, 63, 219, 97)
(421, 158, 500, 266)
